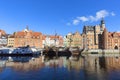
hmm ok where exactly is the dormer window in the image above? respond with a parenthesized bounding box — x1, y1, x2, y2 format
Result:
(33, 36, 35, 38)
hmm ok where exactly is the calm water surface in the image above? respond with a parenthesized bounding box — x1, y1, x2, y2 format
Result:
(0, 54, 120, 80)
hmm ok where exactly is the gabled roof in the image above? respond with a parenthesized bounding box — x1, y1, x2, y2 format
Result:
(108, 32, 120, 37)
(32, 32, 42, 37)
(15, 32, 25, 36)
(83, 26, 95, 34)
(14, 30, 42, 38)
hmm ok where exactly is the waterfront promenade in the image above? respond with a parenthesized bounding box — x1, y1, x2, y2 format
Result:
(0, 46, 120, 58)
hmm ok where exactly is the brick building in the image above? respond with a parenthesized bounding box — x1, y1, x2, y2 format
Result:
(102, 28, 120, 49)
(13, 27, 43, 48)
(64, 19, 106, 49)
(82, 19, 105, 49)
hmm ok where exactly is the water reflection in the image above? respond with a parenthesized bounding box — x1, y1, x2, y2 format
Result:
(0, 54, 120, 80)
(99, 56, 106, 69)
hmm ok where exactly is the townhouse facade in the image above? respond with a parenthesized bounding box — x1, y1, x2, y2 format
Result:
(64, 19, 105, 49)
(102, 28, 120, 49)
(7, 35, 15, 47)
(82, 19, 105, 49)
(1, 19, 120, 50)
(42, 35, 63, 48)
(71, 18, 120, 50)
(0, 29, 8, 47)
(65, 32, 82, 48)
(13, 27, 43, 48)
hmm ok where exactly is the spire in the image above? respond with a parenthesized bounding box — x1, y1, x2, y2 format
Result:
(26, 25, 29, 30)
(100, 18, 105, 31)
(24, 25, 29, 32)
(101, 17, 105, 24)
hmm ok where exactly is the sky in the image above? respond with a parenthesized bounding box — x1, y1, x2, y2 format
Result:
(0, 0, 120, 36)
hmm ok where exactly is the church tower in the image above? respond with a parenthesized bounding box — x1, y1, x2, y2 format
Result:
(101, 18, 105, 31)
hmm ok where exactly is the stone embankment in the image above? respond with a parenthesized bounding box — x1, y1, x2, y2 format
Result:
(82, 49, 120, 54)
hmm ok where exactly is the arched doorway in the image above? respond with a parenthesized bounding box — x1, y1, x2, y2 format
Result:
(114, 46, 118, 49)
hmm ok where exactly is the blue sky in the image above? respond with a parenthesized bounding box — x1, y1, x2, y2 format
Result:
(0, 0, 120, 36)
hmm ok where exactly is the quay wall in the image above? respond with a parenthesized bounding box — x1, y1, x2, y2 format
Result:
(82, 49, 120, 54)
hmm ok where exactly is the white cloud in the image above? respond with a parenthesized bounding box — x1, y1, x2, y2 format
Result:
(88, 10, 109, 21)
(89, 16, 95, 21)
(70, 10, 115, 25)
(73, 19, 80, 25)
(95, 10, 109, 20)
(111, 12, 116, 16)
(77, 16, 89, 22)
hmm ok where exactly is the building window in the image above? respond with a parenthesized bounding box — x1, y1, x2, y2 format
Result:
(33, 36, 35, 38)
(114, 39, 118, 43)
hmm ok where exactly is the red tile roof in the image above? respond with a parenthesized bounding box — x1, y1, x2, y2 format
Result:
(42, 35, 46, 40)
(50, 35, 59, 40)
(15, 30, 42, 38)
(0, 29, 6, 35)
(15, 32, 25, 36)
(8, 35, 15, 38)
(108, 32, 120, 37)
(32, 32, 42, 37)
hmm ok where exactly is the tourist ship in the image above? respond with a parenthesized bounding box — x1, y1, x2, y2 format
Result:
(0, 46, 40, 56)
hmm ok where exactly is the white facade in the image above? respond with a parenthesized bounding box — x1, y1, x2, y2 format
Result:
(0, 36, 7, 47)
(63, 36, 68, 47)
(43, 36, 59, 47)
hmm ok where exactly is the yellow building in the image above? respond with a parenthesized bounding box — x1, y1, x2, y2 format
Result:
(71, 31, 82, 48)
(66, 32, 82, 48)
(66, 33, 73, 47)
(7, 35, 15, 47)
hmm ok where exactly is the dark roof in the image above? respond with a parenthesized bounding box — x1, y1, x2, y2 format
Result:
(83, 26, 95, 34)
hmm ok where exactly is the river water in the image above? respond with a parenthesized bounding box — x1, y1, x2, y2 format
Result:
(0, 54, 120, 80)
